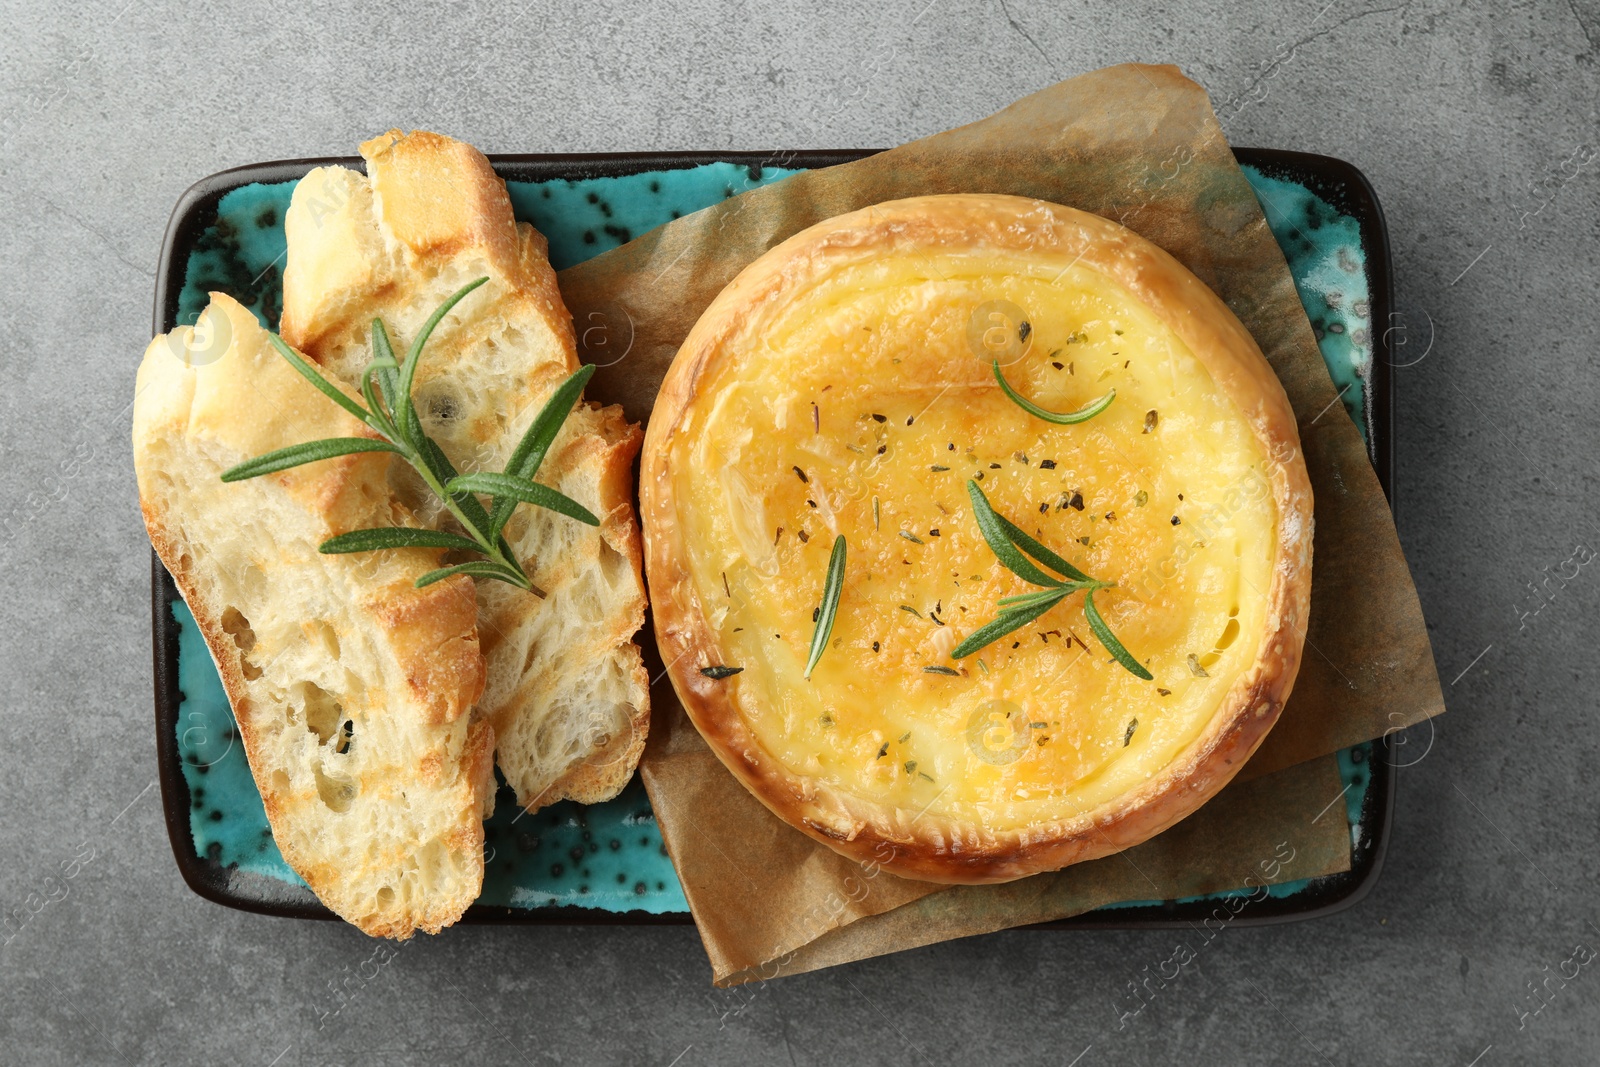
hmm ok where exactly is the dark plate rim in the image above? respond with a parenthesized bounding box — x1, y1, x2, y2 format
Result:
(150, 146, 1397, 929)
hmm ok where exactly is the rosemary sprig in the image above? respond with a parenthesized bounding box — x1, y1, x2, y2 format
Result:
(220, 278, 599, 592)
(951, 480, 1151, 679)
(804, 535, 847, 679)
(993, 359, 1115, 424)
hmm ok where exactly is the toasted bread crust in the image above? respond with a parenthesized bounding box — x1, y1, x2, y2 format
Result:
(643, 195, 1314, 883)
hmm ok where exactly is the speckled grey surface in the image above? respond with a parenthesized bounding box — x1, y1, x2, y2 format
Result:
(2, 1, 1597, 1063)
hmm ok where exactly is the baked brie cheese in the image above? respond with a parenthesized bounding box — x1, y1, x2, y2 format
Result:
(642, 194, 1313, 883)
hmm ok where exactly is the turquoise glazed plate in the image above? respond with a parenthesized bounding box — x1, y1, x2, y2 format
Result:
(149, 148, 1395, 926)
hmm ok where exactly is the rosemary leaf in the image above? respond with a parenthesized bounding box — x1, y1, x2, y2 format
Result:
(448, 472, 599, 526)
(804, 535, 847, 679)
(1084, 589, 1153, 680)
(490, 363, 598, 540)
(370, 318, 402, 423)
(319, 527, 485, 555)
(397, 278, 489, 446)
(995, 515, 1093, 583)
(996, 586, 1082, 610)
(992, 359, 1115, 424)
(415, 559, 526, 589)
(949, 592, 1064, 659)
(966, 480, 1066, 589)
(360, 365, 396, 439)
(220, 437, 401, 482)
(699, 666, 744, 679)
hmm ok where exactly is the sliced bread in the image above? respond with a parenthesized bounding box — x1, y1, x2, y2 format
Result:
(134, 293, 495, 937)
(280, 130, 650, 813)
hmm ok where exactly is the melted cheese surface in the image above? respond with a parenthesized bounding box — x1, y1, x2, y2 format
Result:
(670, 251, 1278, 829)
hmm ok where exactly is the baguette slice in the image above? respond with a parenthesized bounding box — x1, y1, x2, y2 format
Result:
(134, 293, 495, 937)
(280, 130, 650, 813)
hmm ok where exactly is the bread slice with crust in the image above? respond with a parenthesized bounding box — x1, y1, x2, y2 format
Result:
(134, 293, 495, 937)
(280, 130, 650, 813)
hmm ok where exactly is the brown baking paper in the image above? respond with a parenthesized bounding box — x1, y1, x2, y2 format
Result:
(557, 63, 1443, 984)
(719, 755, 1351, 985)
(651, 662, 1351, 984)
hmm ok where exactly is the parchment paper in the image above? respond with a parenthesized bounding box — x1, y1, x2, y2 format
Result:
(718, 754, 1350, 986)
(650, 660, 1351, 984)
(557, 63, 1444, 984)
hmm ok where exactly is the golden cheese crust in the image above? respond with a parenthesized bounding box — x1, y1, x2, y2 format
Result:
(642, 195, 1314, 883)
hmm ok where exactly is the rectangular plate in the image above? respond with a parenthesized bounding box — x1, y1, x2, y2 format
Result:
(150, 147, 1396, 927)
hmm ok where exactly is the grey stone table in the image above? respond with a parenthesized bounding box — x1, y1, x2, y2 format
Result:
(2, 1, 1595, 1063)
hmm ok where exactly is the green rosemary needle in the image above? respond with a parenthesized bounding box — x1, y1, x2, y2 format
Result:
(1086, 590, 1154, 680)
(993, 359, 1115, 424)
(804, 535, 847, 679)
